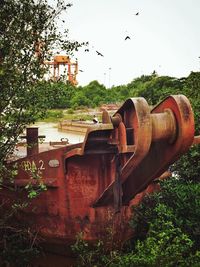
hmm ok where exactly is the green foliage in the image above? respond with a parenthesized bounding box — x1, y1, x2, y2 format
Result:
(67, 108, 75, 114)
(171, 145, 200, 182)
(0, 197, 42, 266)
(42, 109, 64, 122)
(127, 178, 200, 266)
(71, 233, 107, 267)
(72, 232, 126, 267)
(64, 113, 94, 121)
(45, 80, 128, 110)
(44, 81, 75, 109)
(131, 178, 200, 246)
(24, 169, 47, 199)
(70, 91, 92, 108)
(0, 226, 41, 267)
(110, 225, 200, 267)
(131, 73, 184, 105)
(70, 81, 106, 108)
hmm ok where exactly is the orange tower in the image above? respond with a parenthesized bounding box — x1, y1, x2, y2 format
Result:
(45, 55, 78, 86)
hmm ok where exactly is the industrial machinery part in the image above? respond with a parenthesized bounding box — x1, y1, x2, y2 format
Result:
(1, 95, 197, 248)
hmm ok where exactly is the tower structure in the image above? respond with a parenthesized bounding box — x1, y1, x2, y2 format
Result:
(45, 55, 78, 86)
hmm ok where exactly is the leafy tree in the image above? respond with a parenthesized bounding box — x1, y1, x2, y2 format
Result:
(127, 74, 157, 98)
(131, 179, 200, 249)
(69, 80, 107, 108)
(0, 0, 84, 166)
(108, 85, 131, 102)
(43, 81, 75, 109)
(70, 91, 92, 108)
(135, 75, 184, 105)
(82, 80, 107, 106)
(124, 178, 200, 267)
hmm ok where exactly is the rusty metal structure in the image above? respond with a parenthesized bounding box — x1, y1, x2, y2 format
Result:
(2, 95, 199, 261)
(44, 55, 78, 85)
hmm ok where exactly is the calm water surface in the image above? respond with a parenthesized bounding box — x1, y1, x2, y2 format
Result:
(33, 122, 85, 144)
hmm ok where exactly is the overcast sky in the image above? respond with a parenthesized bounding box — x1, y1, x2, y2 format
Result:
(57, 0, 200, 87)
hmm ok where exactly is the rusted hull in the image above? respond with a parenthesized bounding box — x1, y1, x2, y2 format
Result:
(3, 149, 134, 243)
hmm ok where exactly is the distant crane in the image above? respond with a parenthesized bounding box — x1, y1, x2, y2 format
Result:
(34, 36, 79, 86)
(44, 55, 78, 86)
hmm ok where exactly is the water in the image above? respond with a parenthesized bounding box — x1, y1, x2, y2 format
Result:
(33, 122, 85, 144)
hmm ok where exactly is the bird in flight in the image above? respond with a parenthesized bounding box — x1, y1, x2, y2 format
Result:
(125, 36, 131, 41)
(85, 48, 89, 52)
(135, 12, 139, 15)
(79, 69, 84, 72)
(96, 51, 104, 57)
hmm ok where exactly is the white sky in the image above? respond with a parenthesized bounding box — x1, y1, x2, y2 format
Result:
(57, 0, 200, 87)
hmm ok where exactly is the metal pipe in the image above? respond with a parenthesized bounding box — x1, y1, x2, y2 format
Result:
(26, 127, 39, 156)
(111, 113, 122, 127)
(151, 109, 177, 143)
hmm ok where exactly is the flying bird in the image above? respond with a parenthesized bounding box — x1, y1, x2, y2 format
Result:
(135, 12, 139, 15)
(96, 51, 104, 57)
(79, 69, 84, 72)
(125, 36, 131, 41)
(85, 49, 89, 52)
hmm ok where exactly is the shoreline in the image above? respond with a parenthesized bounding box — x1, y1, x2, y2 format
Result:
(58, 120, 96, 133)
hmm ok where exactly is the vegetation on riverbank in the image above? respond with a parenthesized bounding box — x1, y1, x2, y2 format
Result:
(39, 108, 102, 123)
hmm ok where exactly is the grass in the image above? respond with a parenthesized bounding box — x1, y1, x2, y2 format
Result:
(38, 109, 101, 123)
(39, 109, 64, 122)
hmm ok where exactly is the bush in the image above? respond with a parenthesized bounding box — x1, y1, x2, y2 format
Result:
(127, 178, 200, 266)
(71, 233, 108, 267)
(0, 227, 41, 267)
(72, 178, 200, 267)
(42, 109, 64, 122)
(67, 108, 75, 114)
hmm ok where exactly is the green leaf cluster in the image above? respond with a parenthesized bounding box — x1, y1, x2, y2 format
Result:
(126, 178, 200, 266)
